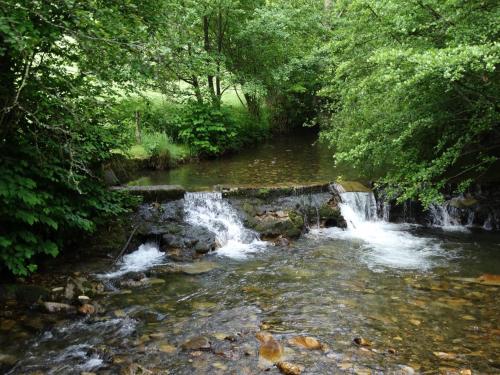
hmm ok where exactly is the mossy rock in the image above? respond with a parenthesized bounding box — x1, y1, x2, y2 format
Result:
(318, 205, 347, 228)
(253, 211, 304, 240)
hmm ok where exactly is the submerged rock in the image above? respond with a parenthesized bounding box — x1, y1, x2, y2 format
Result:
(288, 336, 323, 350)
(0, 353, 17, 367)
(433, 352, 457, 360)
(181, 336, 211, 351)
(42, 302, 75, 314)
(277, 361, 302, 375)
(256, 331, 284, 363)
(159, 343, 176, 354)
(177, 261, 218, 275)
(476, 274, 500, 286)
(353, 337, 371, 347)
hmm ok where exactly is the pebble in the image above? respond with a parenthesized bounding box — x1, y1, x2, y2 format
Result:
(277, 361, 302, 375)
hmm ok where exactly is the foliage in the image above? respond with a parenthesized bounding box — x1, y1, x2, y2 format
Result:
(320, 0, 500, 206)
(174, 102, 239, 156)
(0, 0, 151, 275)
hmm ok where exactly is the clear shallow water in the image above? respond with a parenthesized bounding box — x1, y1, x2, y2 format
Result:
(3, 213, 500, 373)
(2, 143, 500, 374)
(128, 132, 357, 190)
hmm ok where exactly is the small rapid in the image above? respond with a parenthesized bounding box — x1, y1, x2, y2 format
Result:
(311, 190, 448, 270)
(100, 243, 165, 278)
(184, 192, 266, 258)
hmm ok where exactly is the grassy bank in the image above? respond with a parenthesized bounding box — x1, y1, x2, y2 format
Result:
(114, 89, 270, 169)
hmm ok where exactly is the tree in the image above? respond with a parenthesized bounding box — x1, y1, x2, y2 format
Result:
(321, 0, 500, 205)
(0, 0, 153, 275)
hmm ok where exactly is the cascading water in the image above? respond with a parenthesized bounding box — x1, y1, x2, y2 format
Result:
(100, 243, 165, 279)
(339, 191, 378, 228)
(312, 190, 447, 270)
(184, 192, 266, 258)
(429, 202, 469, 232)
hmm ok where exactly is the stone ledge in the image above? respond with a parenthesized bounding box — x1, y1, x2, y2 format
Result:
(217, 183, 332, 199)
(111, 185, 186, 202)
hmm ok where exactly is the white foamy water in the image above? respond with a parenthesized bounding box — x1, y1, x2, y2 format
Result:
(429, 202, 470, 232)
(100, 243, 165, 278)
(312, 191, 447, 270)
(184, 192, 266, 259)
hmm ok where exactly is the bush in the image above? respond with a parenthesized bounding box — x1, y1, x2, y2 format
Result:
(0, 126, 137, 276)
(174, 103, 239, 156)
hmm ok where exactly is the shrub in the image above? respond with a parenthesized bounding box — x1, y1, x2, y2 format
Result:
(174, 103, 239, 156)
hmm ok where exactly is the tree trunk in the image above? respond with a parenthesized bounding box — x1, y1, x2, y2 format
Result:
(215, 10, 223, 102)
(244, 93, 261, 120)
(0, 39, 16, 136)
(134, 110, 142, 143)
(203, 15, 216, 101)
(192, 76, 204, 104)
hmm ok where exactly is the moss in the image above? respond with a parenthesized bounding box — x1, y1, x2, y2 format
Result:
(289, 210, 305, 228)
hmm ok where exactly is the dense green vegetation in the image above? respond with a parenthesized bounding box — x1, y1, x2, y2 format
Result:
(320, 0, 499, 206)
(1, 0, 498, 274)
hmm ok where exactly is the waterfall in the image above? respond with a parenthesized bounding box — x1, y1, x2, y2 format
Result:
(312, 191, 445, 270)
(339, 191, 377, 228)
(428, 202, 469, 232)
(184, 192, 266, 258)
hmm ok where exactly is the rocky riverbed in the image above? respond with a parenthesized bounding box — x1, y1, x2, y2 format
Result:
(1, 184, 500, 374)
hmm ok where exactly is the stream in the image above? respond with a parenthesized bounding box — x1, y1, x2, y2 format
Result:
(1, 136, 500, 374)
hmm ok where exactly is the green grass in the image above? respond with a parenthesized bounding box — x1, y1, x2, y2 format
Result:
(116, 85, 269, 163)
(131, 132, 190, 162)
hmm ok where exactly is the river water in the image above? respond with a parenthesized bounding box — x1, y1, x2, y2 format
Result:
(2, 136, 500, 374)
(127, 131, 358, 190)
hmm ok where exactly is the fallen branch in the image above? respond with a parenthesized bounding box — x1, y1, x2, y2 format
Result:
(114, 226, 138, 264)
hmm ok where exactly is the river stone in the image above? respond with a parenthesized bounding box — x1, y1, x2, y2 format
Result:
(252, 210, 304, 239)
(159, 343, 176, 353)
(256, 332, 284, 363)
(277, 362, 302, 375)
(78, 295, 91, 304)
(0, 353, 17, 366)
(288, 336, 322, 350)
(353, 337, 371, 347)
(476, 273, 500, 286)
(178, 261, 218, 275)
(181, 336, 211, 351)
(78, 304, 96, 315)
(42, 302, 75, 313)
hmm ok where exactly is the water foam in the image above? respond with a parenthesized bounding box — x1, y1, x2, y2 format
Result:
(429, 202, 470, 232)
(184, 192, 266, 259)
(100, 243, 165, 278)
(312, 191, 446, 270)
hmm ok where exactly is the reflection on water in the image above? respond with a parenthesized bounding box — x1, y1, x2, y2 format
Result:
(128, 132, 354, 190)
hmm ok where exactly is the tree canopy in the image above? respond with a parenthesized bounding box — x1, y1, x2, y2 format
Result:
(320, 0, 499, 205)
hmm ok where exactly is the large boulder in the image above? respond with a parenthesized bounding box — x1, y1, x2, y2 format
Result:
(161, 225, 217, 260)
(251, 210, 305, 240)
